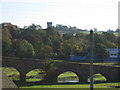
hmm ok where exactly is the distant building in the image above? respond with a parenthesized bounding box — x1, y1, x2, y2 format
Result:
(107, 48, 120, 58)
(47, 22, 52, 28)
(1, 22, 12, 28)
(94, 28, 97, 32)
(107, 29, 114, 32)
(2, 22, 11, 27)
(1, 22, 17, 28)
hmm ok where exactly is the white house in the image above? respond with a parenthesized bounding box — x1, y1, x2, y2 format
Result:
(107, 48, 120, 58)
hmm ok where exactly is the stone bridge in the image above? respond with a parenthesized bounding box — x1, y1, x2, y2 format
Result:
(2, 57, 120, 83)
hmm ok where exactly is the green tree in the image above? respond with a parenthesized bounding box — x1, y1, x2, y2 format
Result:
(27, 23, 42, 30)
(17, 40, 35, 58)
(94, 43, 108, 62)
(102, 32, 117, 43)
(104, 41, 117, 48)
(41, 45, 54, 59)
(21, 30, 46, 44)
(2, 28, 13, 56)
(94, 33, 106, 46)
(59, 37, 88, 59)
(33, 41, 44, 58)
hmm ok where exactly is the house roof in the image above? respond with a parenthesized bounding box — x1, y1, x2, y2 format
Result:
(107, 48, 120, 53)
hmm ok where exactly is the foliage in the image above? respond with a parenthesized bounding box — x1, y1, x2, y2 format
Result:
(94, 43, 108, 60)
(40, 45, 54, 59)
(42, 60, 57, 73)
(59, 37, 88, 58)
(21, 30, 46, 44)
(25, 23, 42, 30)
(2, 23, 119, 60)
(2, 28, 13, 56)
(17, 40, 35, 58)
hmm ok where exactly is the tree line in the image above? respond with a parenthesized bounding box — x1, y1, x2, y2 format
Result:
(2, 23, 119, 60)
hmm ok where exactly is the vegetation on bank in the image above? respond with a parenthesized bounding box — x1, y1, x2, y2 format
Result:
(2, 23, 119, 61)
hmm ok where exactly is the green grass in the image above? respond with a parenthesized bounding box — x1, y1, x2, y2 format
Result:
(58, 72, 77, 78)
(79, 31, 103, 35)
(91, 74, 106, 82)
(2, 67, 19, 76)
(20, 83, 119, 88)
(26, 69, 45, 77)
(2, 67, 20, 80)
(26, 78, 42, 82)
(113, 32, 119, 36)
(70, 62, 119, 66)
(79, 31, 119, 37)
(93, 63, 118, 66)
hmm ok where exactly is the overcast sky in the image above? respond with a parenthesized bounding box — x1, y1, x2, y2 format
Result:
(1, 0, 120, 31)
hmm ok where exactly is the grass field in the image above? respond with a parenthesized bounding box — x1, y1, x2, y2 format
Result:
(2, 67, 119, 89)
(20, 83, 119, 88)
(79, 31, 119, 36)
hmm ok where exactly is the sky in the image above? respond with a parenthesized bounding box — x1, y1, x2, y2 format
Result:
(1, 0, 120, 31)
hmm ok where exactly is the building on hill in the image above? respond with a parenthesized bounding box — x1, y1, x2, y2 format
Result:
(1, 22, 18, 28)
(94, 28, 97, 32)
(107, 48, 120, 58)
(1, 22, 11, 27)
(47, 22, 52, 28)
(104, 48, 120, 62)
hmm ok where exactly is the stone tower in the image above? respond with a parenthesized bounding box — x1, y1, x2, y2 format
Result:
(47, 22, 52, 28)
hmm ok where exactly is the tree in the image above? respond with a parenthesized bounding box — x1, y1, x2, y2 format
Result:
(21, 30, 46, 44)
(2, 28, 13, 56)
(40, 45, 54, 59)
(9, 28, 21, 39)
(42, 60, 57, 83)
(27, 23, 42, 30)
(102, 32, 117, 43)
(104, 41, 117, 48)
(94, 43, 108, 62)
(59, 37, 88, 59)
(93, 33, 106, 46)
(17, 40, 35, 58)
(33, 41, 44, 59)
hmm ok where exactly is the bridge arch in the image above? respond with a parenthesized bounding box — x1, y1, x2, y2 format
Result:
(46, 69, 89, 83)
(26, 69, 46, 82)
(57, 71, 79, 83)
(97, 73, 117, 82)
(2, 67, 20, 80)
(88, 73, 107, 83)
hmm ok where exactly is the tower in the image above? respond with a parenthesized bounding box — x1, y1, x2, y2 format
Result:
(47, 22, 52, 28)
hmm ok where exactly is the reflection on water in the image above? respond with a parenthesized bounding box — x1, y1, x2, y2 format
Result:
(58, 80, 79, 83)
(58, 79, 105, 83)
(58, 76, 79, 83)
